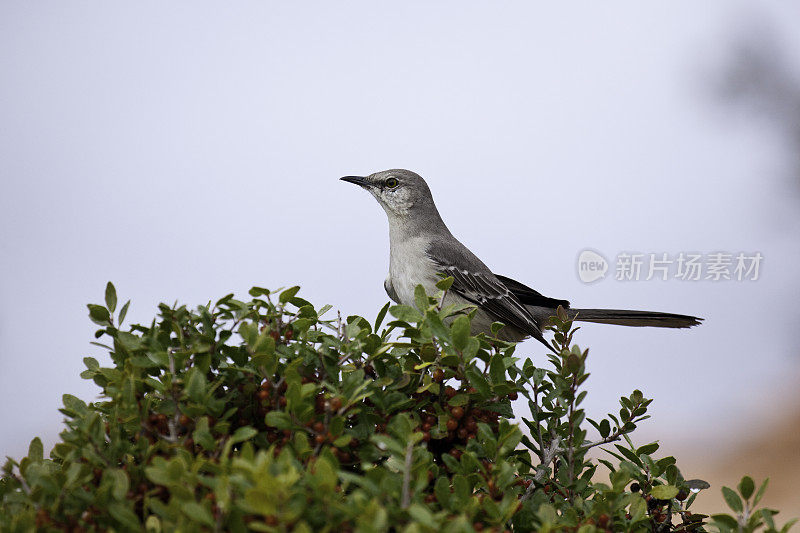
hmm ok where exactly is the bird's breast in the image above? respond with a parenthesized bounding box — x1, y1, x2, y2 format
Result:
(388, 234, 439, 307)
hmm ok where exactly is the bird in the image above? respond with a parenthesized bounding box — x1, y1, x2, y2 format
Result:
(340, 169, 702, 350)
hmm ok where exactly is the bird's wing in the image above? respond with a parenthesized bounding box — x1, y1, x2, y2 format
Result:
(384, 275, 400, 303)
(494, 274, 570, 309)
(425, 242, 551, 348)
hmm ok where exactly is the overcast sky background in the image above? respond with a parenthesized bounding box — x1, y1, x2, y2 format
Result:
(2, 0, 799, 483)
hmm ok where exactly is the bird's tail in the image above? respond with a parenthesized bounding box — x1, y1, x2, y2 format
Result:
(567, 309, 702, 329)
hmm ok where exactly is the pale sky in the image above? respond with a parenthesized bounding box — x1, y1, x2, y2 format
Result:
(2, 1, 799, 464)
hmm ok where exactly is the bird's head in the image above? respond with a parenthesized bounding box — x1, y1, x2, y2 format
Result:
(340, 169, 436, 219)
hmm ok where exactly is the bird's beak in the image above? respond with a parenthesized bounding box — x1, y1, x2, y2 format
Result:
(340, 176, 370, 187)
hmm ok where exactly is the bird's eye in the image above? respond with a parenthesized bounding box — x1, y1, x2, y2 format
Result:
(385, 177, 399, 189)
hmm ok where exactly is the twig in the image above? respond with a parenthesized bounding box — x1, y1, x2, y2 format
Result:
(401, 442, 414, 509)
(579, 416, 647, 453)
(532, 379, 546, 463)
(436, 286, 449, 312)
(522, 436, 562, 501)
(580, 432, 624, 452)
(566, 371, 579, 501)
(9, 471, 31, 495)
(166, 350, 180, 443)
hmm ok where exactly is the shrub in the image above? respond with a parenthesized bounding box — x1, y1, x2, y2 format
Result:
(0, 281, 794, 532)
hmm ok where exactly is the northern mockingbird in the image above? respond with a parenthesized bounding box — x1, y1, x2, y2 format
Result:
(341, 169, 702, 350)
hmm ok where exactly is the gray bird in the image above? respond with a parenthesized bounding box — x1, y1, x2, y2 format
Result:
(341, 169, 702, 350)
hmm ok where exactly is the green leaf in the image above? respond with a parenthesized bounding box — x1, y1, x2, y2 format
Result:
(650, 484, 679, 500)
(712, 514, 739, 529)
(763, 509, 776, 530)
(389, 305, 423, 324)
(426, 311, 451, 341)
(62, 394, 88, 415)
(599, 419, 610, 439)
(465, 368, 491, 397)
(249, 286, 271, 297)
(105, 282, 117, 313)
(685, 479, 710, 492)
(489, 354, 505, 384)
(313, 458, 337, 491)
(118, 300, 130, 324)
(637, 442, 659, 456)
(629, 494, 647, 521)
(252, 332, 276, 355)
(722, 486, 744, 513)
(414, 284, 429, 312)
(374, 301, 391, 332)
(753, 478, 769, 506)
(451, 315, 470, 352)
(279, 286, 301, 304)
(407, 503, 437, 529)
(613, 445, 643, 467)
(181, 502, 215, 527)
(537, 503, 558, 524)
(448, 394, 470, 407)
(105, 468, 129, 500)
(64, 462, 84, 488)
(193, 417, 216, 451)
(490, 321, 505, 336)
(434, 477, 451, 509)
(108, 502, 141, 530)
(265, 411, 291, 430)
(453, 474, 470, 505)
(230, 426, 258, 444)
(87, 304, 111, 325)
(333, 435, 352, 447)
(738, 475, 755, 500)
(566, 353, 581, 374)
(116, 331, 143, 352)
(436, 276, 454, 291)
(781, 518, 799, 533)
(185, 368, 207, 403)
(28, 437, 43, 463)
(522, 358, 535, 378)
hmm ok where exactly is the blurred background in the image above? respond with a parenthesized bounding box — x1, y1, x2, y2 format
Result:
(1, 0, 798, 517)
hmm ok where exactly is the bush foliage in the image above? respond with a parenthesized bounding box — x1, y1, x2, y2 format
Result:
(0, 281, 794, 533)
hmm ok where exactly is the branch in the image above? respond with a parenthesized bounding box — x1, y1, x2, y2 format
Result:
(401, 442, 414, 509)
(531, 380, 546, 463)
(579, 416, 647, 453)
(522, 436, 562, 501)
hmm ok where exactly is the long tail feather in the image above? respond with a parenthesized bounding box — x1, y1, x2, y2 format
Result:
(568, 309, 703, 328)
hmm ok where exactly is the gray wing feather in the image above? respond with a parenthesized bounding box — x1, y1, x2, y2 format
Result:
(425, 239, 552, 349)
(444, 266, 541, 332)
(384, 276, 400, 303)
